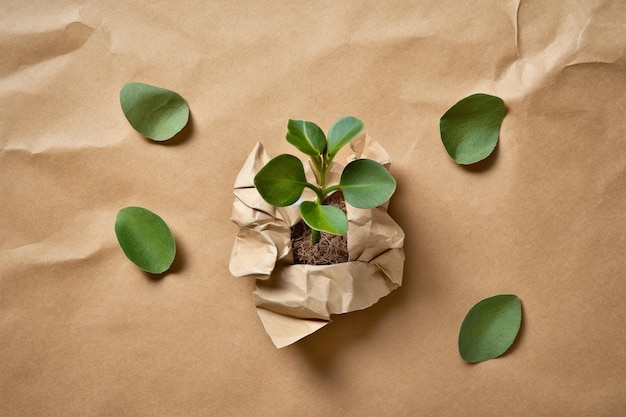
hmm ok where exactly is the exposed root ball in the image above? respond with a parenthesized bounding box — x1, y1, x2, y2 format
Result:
(291, 192, 349, 265)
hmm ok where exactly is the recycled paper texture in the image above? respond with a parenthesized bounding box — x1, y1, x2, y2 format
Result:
(1, 1, 625, 416)
(230, 136, 405, 348)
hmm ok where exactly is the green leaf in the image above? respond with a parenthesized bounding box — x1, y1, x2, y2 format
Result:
(339, 159, 396, 209)
(327, 116, 364, 157)
(254, 154, 308, 206)
(286, 119, 327, 156)
(115, 206, 176, 274)
(299, 201, 348, 235)
(120, 82, 189, 141)
(439, 93, 504, 164)
(458, 294, 522, 363)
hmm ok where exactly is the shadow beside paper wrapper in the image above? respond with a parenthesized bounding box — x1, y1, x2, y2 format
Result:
(229, 136, 405, 348)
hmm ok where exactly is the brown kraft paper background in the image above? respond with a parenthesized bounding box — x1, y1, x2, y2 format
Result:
(1, 1, 624, 416)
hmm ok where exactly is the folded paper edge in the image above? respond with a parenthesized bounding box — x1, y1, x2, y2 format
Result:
(256, 308, 330, 349)
(254, 252, 404, 348)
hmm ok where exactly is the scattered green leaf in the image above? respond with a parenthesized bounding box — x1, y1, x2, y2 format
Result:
(339, 159, 396, 208)
(440, 93, 505, 164)
(115, 206, 176, 274)
(120, 82, 189, 141)
(458, 294, 522, 363)
(254, 154, 308, 207)
(299, 201, 348, 235)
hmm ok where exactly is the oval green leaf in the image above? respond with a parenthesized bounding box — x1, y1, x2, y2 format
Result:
(458, 294, 522, 363)
(115, 206, 176, 274)
(299, 201, 348, 235)
(286, 119, 326, 156)
(439, 93, 504, 164)
(327, 116, 363, 157)
(254, 154, 308, 206)
(339, 159, 396, 209)
(120, 82, 189, 141)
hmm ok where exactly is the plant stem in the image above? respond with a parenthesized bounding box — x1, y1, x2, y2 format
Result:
(311, 229, 320, 244)
(319, 153, 335, 188)
(322, 184, 341, 196)
(309, 188, 325, 245)
(304, 183, 324, 201)
(307, 153, 336, 245)
(319, 160, 327, 188)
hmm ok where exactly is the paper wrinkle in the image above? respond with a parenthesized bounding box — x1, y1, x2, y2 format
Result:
(1, 142, 115, 156)
(1, 210, 108, 267)
(493, 2, 624, 99)
(513, 0, 522, 57)
(230, 135, 405, 348)
(0, 21, 94, 77)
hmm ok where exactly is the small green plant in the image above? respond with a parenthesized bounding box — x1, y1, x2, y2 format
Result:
(254, 117, 397, 244)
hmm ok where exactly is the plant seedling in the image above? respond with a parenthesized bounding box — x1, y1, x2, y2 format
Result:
(254, 117, 396, 244)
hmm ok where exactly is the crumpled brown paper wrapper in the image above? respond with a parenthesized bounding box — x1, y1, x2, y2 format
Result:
(230, 135, 405, 348)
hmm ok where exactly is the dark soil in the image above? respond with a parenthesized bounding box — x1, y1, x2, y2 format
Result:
(291, 192, 349, 265)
